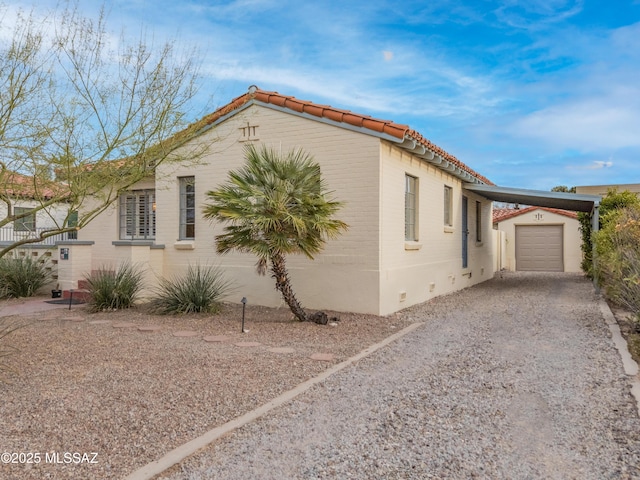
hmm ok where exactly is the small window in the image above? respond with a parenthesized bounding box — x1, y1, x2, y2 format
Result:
(444, 186, 453, 227)
(14, 207, 36, 232)
(179, 176, 195, 239)
(405, 175, 417, 241)
(119, 190, 155, 240)
(68, 210, 78, 240)
(476, 201, 482, 242)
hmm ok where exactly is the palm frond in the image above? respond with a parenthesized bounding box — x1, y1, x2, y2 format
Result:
(203, 143, 348, 321)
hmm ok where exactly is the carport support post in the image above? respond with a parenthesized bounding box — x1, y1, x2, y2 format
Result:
(591, 203, 600, 293)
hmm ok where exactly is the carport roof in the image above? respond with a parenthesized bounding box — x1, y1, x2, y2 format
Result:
(464, 184, 601, 213)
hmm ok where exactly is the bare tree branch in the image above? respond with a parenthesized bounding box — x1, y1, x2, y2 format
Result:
(0, 3, 205, 258)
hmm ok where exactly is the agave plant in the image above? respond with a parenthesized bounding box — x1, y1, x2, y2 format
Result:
(151, 264, 233, 314)
(0, 255, 50, 298)
(85, 263, 144, 312)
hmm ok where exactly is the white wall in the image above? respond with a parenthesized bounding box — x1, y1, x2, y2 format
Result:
(492, 229, 507, 272)
(378, 142, 494, 315)
(155, 104, 383, 314)
(0, 200, 71, 239)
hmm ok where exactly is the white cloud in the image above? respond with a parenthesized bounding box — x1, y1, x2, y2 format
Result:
(591, 160, 613, 169)
(494, 0, 584, 30)
(566, 160, 614, 170)
(512, 99, 640, 150)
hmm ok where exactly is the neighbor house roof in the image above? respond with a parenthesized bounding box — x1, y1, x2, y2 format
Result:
(493, 206, 579, 224)
(1, 171, 63, 200)
(186, 86, 492, 185)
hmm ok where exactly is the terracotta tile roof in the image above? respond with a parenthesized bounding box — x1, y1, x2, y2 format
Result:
(493, 206, 579, 224)
(191, 86, 492, 185)
(1, 171, 65, 200)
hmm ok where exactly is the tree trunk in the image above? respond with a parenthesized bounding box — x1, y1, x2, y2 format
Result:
(270, 253, 307, 322)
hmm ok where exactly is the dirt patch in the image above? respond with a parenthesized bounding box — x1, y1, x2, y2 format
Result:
(0, 300, 413, 480)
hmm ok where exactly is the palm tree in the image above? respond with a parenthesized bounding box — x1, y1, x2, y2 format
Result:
(203, 144, 348, 322)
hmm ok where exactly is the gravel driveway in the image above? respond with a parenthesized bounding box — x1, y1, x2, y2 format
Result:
(159, 272, 640, 480)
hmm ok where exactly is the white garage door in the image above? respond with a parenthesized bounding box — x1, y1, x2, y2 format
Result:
(515, 225, 564, 272)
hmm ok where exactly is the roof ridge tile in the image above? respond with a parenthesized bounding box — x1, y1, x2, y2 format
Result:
(193, 86, 491, 184)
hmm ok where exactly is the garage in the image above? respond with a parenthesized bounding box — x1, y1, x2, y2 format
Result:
(515, 224, 564, 272)
(466, 184, 600, 275)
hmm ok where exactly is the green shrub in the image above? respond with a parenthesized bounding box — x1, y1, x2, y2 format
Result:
(151, 264, 233, 314)
(580, 189, 640, 278)
(594, 204, 640, 315)
(0, 255, 51, 298)
(85, 263, 144, 312)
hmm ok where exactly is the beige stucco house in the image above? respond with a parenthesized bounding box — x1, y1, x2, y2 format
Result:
(493, 206, 582, 273)
(66, 86, 498, 315)
(0, 172, 73, 247)
(575, 183, 640, 196)
(0, 173, 76, 288)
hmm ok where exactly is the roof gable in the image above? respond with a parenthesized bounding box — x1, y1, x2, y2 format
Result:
(186, 86, 492, 185)
(493, 206, 579, 224)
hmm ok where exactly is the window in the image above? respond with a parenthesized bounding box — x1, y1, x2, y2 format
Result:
(14, 207, 36, 232)
(119, 190, 155, 240)
(476, 201, 482, 242)
(444, 186, 453, 227)
(179, 177, 195, 239)
(68, 210, 78, 240)
(405, 174, 417, 241)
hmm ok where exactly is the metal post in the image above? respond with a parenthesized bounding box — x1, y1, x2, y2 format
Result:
(241, 297, 247, 333)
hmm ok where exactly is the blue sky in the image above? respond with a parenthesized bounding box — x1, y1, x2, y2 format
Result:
(9, 0, 640, 190)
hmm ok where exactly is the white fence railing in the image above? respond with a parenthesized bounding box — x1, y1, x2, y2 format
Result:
(0, 227, 77, 246)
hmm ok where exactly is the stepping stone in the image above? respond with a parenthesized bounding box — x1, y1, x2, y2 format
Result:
(88, 320, 111, 325)
(310, 353, 334, 361)
(112, 322, 136, 328)
(138, 325, 162, 332)
(234, 341, 262, 347)
(268, 347, 295, 354)
(203, 335, 229, 343)
(173, 330, 199, 337)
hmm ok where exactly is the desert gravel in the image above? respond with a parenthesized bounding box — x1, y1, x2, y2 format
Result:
(0, 296, 412, 479)
(1, 272, 639, 480)
(158, 272, 640, 480)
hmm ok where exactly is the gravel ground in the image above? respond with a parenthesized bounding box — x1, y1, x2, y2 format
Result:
(157, 272, 640, 480)
(0, 296, 413, 479)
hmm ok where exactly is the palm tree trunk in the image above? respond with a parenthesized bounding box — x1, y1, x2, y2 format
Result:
(270, 252, 307, 322)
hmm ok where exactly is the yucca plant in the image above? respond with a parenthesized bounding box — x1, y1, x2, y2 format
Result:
(0, 255, 51, 298)
(85, 263, 144, 312)
(152, 264, 233, 314)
